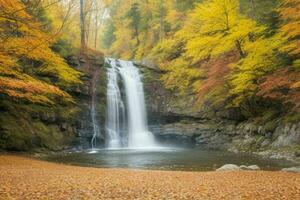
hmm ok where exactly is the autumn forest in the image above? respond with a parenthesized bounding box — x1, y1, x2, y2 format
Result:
(0, 0, 300, 199)
(101, 0, 300, 119)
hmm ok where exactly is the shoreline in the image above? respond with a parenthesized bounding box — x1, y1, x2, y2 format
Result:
(2, 148, 298, 172)
(35, 148, 299, 172)
(1, 155, 300, 199)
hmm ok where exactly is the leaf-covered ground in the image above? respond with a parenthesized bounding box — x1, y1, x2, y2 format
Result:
(0, 155, 299, 199)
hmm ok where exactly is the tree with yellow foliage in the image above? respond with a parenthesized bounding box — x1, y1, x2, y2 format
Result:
(177, 0, 264, 63)
(153, 0, 284, 106)
(0, 0, 81, 104)
(102, 0, 193, 59)
(102, 0, 300, 113)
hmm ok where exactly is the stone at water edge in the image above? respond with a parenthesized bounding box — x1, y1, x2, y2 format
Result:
(247, 165, 260, 170)
(217, 164, 261, 171)
(216, 164, 241, 171)
(281, 167, 300, 173)
(240, 165, 260, 170)
(239, 165, 248, 170)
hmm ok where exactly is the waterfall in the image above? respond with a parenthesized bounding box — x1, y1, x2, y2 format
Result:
(118, 60, 155, 148)
(91, 84, 100, 149)
(105, 58, 125, 148)
(105, 58, 156, 149)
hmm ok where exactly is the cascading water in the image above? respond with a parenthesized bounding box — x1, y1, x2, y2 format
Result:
(91, 85, 100, 149)
(105, 58, 156, 149)
(118, 60, 155, 148)
(105, 58, 125, 148)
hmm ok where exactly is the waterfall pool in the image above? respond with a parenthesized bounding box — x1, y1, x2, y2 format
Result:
(42, 148, 294, 171)
(77, 58, 296, 172)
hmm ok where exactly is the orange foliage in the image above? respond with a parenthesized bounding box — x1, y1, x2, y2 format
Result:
(279, 0, 300, 56)
(85, 48, 105, 58)
(257, 68, 300, 110)
(196, 52, 239, 105)
(0, 66, 72, 104)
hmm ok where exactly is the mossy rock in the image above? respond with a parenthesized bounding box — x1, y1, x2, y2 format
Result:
(0, 99, 78, 151)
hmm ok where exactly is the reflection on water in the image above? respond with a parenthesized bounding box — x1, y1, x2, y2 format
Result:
(43, 148, 294, 171)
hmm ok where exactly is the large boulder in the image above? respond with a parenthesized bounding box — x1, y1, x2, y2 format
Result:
(216, 164, 261, 171)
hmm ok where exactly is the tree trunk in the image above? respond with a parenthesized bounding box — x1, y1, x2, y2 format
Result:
(94, 10, 98, 49)
(250, 0, 256, 19)
(86, 10, 92, 46)
(159, 0, 165, 41)
(135, 27, 140, 46)
(235, 40, 246, 58)
(80, 0, 86, 49)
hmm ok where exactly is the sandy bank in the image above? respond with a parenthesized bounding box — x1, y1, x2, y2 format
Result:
(0, 155, 299, 199)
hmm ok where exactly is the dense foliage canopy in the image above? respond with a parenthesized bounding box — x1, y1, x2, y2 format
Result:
(101, 0, 300, 114)
(0, 0, 82, 104)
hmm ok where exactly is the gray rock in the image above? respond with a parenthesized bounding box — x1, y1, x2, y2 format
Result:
(134, 59, 158, 71)
(239, 165, 260, 170)
(272, 123, 300, 147)
(281, 167, 300, 173)
(79, 58, 86, 63)
(295, 151, 300, 157)
(247, 165, 260, 170)
(261, 139, 272, 147)
(216, 164, 240, 171)
(239, 165, 248, 170)
(60, 123, 68, 131)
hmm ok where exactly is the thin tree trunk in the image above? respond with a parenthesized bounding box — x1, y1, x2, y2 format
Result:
(135, 27, 140, 46)
(80, 0, 86, 48)
(86, 10, 92, 46)
(235, 40, 246, 58)
(250, 0, 256, 19)
(159, 0, 164, 41)
(94, 10, 98, 49)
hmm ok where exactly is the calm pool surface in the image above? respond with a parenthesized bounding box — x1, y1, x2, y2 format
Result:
(43, 148, 294, 171)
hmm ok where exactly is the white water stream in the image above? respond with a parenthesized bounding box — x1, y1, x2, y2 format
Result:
(91, 86, 100, 149)
(106, 59, 125, 148)
(105, 58, 156, 149)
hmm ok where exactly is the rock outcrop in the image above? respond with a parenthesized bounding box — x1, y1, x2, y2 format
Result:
(216, 164, 241, 171)
(281, 166, 300, 173)
(140, 62, 300, 163)
(0, 51, 105, 151)
(216, 164, 260, 171)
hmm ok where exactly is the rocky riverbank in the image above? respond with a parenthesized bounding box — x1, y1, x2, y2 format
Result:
(1, 155, 300, 200)
(150, 120, 300, 163)
(140, 63, 300, 164)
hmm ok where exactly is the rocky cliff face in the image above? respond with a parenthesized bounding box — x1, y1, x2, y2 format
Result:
(74, 51, 106, 149)
(0, 51, 105, 151)
(151, 120, 300, 162)
(0, 100, 78, 151)
(139, 63, 300, 163)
